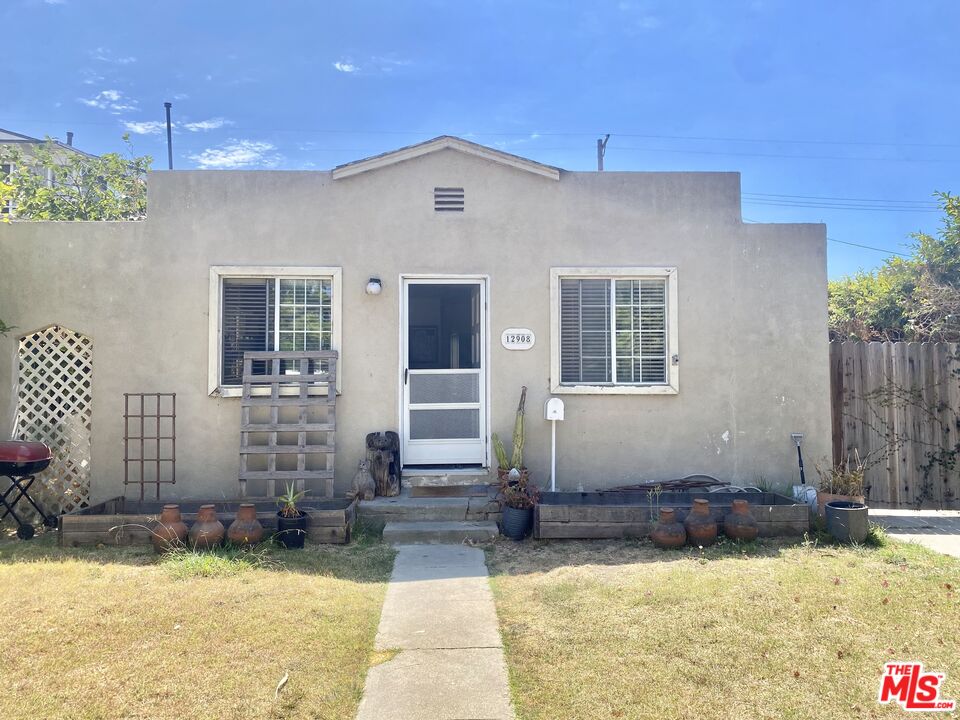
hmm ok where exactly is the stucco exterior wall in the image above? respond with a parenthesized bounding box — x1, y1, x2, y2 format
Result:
(0, 147, 829, 501)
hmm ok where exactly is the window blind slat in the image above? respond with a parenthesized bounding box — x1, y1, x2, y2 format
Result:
(221, 279, 270, 385)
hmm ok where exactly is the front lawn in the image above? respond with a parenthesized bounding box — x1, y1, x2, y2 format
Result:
(0, 531, 394, 720)
(488, 536, 960, 720)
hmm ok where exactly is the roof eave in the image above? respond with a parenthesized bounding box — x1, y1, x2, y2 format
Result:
(331, 136, 560, 181)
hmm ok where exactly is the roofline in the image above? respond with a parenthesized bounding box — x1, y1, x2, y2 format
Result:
(331, 135, 561, 181)
(0, 128, 98, 158)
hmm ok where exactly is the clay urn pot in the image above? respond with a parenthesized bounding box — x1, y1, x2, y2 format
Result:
(651, 508, 686, 549)
(152, 504, 188, 554)
(684, 498, 718, 547)
(723, 499, 759, 541)
(189, 504, 225, 550)
(227, 503, 264, 547)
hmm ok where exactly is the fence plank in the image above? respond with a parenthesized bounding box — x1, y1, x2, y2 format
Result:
(830, 341, 960, 509)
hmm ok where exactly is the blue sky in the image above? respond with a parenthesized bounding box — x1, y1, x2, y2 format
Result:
(4, 0, 958, 278)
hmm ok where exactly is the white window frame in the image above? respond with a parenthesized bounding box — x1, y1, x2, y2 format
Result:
(208, 265, 343, 397)
(549, 266, 679, 395)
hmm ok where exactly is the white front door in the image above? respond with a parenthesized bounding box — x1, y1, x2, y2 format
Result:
(402, 278, 486, 466)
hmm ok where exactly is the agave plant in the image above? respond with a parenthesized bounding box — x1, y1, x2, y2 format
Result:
(276, 482, 307, 518)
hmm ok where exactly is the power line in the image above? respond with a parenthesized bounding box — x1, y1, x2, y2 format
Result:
(743, 199, 939, 213)
(827, 237, 911, 258)
(3, 116, 959, 149)
(743, 217, 912, 257)
(743, 191, 937, 205)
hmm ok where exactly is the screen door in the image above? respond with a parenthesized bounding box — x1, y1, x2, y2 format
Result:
(402, 278, 486, 466)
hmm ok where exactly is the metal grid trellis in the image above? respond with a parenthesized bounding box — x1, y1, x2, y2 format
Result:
(123, 393, 176, 501)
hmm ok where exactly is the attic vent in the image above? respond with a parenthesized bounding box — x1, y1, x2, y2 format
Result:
(434, 187, 464, 212)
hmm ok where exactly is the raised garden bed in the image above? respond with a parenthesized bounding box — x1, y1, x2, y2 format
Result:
(59, 497, 357, 547)
(535, 491, 808, 540)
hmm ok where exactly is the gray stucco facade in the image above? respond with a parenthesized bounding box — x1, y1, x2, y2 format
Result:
(0, 138, 830, 503)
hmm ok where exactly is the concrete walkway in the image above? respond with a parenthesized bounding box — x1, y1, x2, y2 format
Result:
(870, 509, 960, 558)
(356, 544, 514, 720)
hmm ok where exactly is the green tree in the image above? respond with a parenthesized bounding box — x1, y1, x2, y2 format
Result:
(1, 135, 151, 331)
(0, 135, 151, 221)
(828, 192, 960, 341)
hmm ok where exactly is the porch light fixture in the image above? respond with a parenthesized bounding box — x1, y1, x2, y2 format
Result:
(365, 277, 383, 295)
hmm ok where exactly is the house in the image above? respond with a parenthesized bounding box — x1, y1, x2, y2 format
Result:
(0, 127, 96, 215)
(0, 136, 830, 511)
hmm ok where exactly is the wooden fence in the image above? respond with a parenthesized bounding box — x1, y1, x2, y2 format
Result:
(830, 341, 960, 508)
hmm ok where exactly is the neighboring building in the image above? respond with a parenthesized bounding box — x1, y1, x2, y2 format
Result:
(0, 136, 830, 508)
(0, 128, 96, 215)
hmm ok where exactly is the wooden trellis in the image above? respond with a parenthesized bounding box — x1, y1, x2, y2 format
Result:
(14, 325, 93, 517)
(239, 351, 337, 499)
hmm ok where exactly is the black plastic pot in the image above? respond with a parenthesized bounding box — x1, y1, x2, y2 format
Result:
(276, 511, 307, 549)
(825, 500, 869, 544)
(501, 506, 533, 541)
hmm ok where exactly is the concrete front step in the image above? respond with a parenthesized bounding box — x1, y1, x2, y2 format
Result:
(357, 488, 500, 523)
(403, 471, 494, 488)
(382, 520, 499, 544)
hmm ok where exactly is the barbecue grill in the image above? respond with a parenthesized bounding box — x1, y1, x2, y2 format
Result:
(0, 441, 58, 540)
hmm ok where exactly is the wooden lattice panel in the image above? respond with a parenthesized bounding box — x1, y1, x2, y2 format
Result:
(15, 325, 93, 517)
(239, 351, 337, 499)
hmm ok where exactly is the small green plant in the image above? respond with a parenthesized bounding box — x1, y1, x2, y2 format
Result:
(277, 482, 307, 517)
(493, 386, 527, 472)
(647, 483, 663, 520)
(159, 544, 278, 579)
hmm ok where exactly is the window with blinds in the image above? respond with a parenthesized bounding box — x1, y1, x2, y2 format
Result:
(559, 276, 668, 385)
(220, 277, 334, 386)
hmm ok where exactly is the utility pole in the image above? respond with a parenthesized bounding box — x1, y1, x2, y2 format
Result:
(164, 102, 174, 170)
(597, 134, 610, 171)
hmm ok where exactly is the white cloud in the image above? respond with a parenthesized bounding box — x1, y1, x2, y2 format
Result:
(188, 140, 280, 169)
(333, 55, 412, 75)
(172, 93, 189, 101)
(78, 89, 138, 113)
(44, 0, 67, 5)
(182, 117, 232, 132)
(616, 2, 661, 30)
(123, 120, 166, 135)
(90, 47, 137, 64)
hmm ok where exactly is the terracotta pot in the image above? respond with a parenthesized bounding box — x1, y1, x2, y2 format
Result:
(723, 499, 759, 541)
(188, 504, 225, 550)
(651, 508, 686, 549)
(227, 503, 264, 547)
(817, 492, 865, 518)
(152, 504, 188, 554)
(684, 498, 718, 546)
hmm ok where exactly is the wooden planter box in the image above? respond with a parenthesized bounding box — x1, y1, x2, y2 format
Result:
(535, 491, 809, 540)
(59, 497, 357, 547)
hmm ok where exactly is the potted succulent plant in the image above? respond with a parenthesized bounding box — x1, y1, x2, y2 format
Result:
(814, 451, 866, 517)
(275, 482, 308, 549)
(494, 386, 540, 540)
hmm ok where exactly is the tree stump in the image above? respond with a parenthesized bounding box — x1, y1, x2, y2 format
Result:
(365, 431, 401, 497)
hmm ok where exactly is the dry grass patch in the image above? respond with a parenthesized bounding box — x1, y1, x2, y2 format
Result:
(488, 536, 960, 720)
(0, 531, 394, 720)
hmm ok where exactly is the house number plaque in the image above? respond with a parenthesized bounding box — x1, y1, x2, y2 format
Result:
(501, 328, 535, 350)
